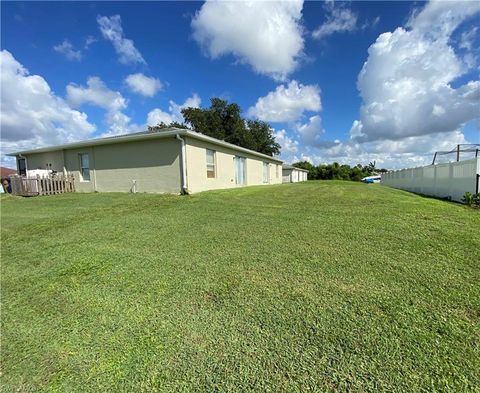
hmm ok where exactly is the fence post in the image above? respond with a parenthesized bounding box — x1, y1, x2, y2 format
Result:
(456, 144, 460, 162)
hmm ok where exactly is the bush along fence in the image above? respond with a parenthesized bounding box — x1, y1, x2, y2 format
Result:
(10, 174, 75, 197)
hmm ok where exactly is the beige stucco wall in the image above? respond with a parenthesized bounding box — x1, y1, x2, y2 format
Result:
(184, 137, 282, 193)
(282, 168, 308, 183)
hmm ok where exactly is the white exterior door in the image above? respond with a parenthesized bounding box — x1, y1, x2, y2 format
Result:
(263, 162, 269, 183)
(234, 156, 246, 185)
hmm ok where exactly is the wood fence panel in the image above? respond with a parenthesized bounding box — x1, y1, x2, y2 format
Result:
(10, 174, 75, 197)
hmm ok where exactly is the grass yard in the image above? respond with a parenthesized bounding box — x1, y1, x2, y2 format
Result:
(1, 181, 479, 392)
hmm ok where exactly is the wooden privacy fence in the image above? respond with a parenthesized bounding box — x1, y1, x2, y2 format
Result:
(10, 174, 75, 196)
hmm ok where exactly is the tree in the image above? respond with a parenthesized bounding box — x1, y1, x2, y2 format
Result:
(147, 98, 280, 156)
(181, 98, 280, 156)
(243, 120, 281, 156)
(293, 161, 316, 179)
(291, 160, 388, 182)
(148, 121, 189, 132)
(181, 98, 244, 143)
(363, 160, 376, 175)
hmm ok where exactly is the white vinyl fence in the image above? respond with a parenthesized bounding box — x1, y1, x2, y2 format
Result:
(381, 158, 480, 202)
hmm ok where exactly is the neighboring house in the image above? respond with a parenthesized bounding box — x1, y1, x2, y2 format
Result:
(9, 128, 283, 194)
(282, 165, 308, 183)
(0, 166, 16, 193)
(0, 166, 16, 178)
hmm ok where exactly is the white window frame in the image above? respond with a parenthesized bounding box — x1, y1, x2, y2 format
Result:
(206, 149, 216, 178)
(79, 153, 90, 182)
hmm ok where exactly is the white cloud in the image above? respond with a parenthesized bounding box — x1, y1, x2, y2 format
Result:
(66, 76, 131, 134)
(84, 36, 97, 50)
(67, 76, 127, 112)
(53, 40, 82, 61)
(274, 129, 299, 155)
(146, 108, 174, 126)
(125, 73, 162, 97)
(97, 15, 145, 65)
(0, 50, 96, 166)
(459, 26, 478, 51)
(296, 115, 324, 146)
(285, 129, 470, 170)
(146, 94, 201, 126)
(312, 6, 358, 39)
(351, 1, 480, 143)
(321, 130, 469, 169)
(248, 81, 321, 123)
(407, 1, 480, 39)
(191, 0, 304, 80)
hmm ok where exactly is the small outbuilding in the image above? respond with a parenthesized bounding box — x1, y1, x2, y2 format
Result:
(9, 128, 283, 194)
(282, 165, 308, 183)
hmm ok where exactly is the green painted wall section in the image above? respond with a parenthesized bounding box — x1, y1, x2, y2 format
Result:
(24, 151, 65, 173)
(24, 137, 182, 193)
(92, 138, 181, 193)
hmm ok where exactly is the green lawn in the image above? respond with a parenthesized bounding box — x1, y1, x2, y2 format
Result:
(1, 181, 479, 392)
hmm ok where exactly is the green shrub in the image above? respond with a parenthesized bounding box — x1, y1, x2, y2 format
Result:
(462, 192, 480, 207)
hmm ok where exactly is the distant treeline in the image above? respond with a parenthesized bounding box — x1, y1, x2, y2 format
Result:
(292, 161, 388, 181)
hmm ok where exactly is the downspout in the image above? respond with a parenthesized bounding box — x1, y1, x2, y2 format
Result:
(91, 147, 98, 192)
(62, 149, 67, 176)
(176, 134, 188, 194)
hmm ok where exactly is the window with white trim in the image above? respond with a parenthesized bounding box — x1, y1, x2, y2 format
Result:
(206, 149, 216, 178)
(79, 153, 90, 181)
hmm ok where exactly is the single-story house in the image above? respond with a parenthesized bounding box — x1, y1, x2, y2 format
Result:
(9, 128, 283, 194)
(282, 165, 308, 183)
(0, 166, 16, 178)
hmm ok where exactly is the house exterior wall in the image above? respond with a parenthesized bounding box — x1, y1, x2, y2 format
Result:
(24, 150, 65, 173)
(282, 168, 292, 183)
(24, 138, 182, 193)
(282, 168, 308, 183)
(18, 133, 285, 194)
(64, 146, 96, 192)
(184, 137, 282, 193)
(91, 138, 181, 193)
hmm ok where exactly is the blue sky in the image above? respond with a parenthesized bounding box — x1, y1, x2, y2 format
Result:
(1, 1, 479, 168)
